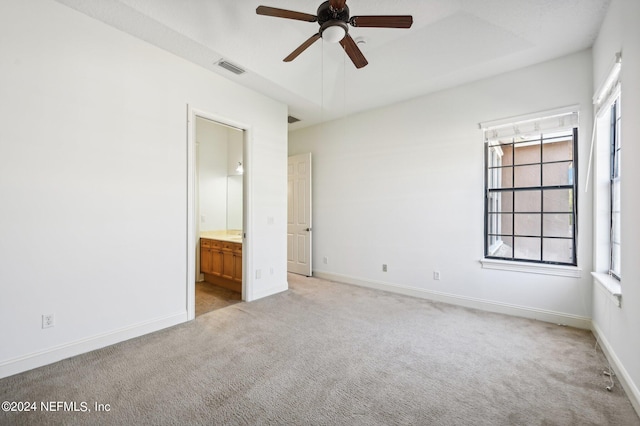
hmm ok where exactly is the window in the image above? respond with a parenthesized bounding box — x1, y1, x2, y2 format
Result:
(483, 110, 578, 266)
(592, 53, 621, 287)
(609, 99, 621, 279)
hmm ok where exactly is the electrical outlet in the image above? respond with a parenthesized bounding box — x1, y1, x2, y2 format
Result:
(256, 269, 262, 279)
(323, 257, 328, 264)
(382, 264, 388, 272)
(433, 271, 441, 280)
(42, 314, 55, 329)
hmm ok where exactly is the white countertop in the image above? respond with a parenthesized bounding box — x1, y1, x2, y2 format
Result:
(200, 230, 243, 243)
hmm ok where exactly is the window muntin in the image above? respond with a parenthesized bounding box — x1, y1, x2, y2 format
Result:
(485, 128, 578, 266)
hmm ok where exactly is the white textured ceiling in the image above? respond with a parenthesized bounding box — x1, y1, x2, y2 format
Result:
(56, 0, 610, 129)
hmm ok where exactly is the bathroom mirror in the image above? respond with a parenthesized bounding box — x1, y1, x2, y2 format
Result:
(226, 175, 243, 230)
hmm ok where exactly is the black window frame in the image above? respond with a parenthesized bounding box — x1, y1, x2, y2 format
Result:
(484, 127, 579, 266)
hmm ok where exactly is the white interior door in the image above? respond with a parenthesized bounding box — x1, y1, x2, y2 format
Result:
(287, 153, 312, 276)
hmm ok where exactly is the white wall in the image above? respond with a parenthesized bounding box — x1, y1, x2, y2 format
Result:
(290, 50, 594, 326)
(0, 0, 288, 378)
(591, 0, 640, 413)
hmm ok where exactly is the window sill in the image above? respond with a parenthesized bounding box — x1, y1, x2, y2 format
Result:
(591, 272, 622, 307)
(480, 258, 582, 278)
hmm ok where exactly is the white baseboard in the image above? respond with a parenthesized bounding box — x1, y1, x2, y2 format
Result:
(313, 271, 592, 330)
(249, 282, 288, 302)
(0, 311, 187, 380)
(592, 322, 640, 417)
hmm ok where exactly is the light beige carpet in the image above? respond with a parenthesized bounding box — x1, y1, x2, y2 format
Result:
(1, 274, 639, 425)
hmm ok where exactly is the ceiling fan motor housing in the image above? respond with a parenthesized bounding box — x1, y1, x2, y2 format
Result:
(317, 1, 349, 25)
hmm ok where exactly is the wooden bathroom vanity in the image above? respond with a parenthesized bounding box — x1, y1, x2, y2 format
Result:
(200, 235, 242, 293)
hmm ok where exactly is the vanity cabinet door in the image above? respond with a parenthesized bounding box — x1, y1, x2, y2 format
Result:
(211, 250, 223, 277)
(200, 239, 213, 274)
(206, 240, 222, 276)
(233, 244, 242, 283)
(222, 250, 235, 280)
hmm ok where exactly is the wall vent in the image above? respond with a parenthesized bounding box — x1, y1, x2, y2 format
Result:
(216, 59, 246, 75)
(288, 115, 301, 124)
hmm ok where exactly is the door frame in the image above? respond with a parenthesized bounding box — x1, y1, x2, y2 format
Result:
(187, 105, 252, 320)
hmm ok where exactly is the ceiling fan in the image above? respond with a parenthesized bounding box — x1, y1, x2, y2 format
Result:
(256, 0, 413, 69)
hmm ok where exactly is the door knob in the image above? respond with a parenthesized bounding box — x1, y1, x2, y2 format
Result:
(305, 227, 312, 232)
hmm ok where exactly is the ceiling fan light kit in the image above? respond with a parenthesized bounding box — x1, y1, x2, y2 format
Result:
(321, 21, 347, 44)
(256, 0, 413, 69)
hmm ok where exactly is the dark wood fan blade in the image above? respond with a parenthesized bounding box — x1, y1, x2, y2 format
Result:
(329, 0, 347, 11)
(256, 6, 317, 22)
(350, 15, 413, 28)
(284, 33, 322, 62)
(339, 34, 368, 69)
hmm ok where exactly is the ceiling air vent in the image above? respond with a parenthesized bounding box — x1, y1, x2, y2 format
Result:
(216, 59, 246, 75)
(288, 115, 301, 124)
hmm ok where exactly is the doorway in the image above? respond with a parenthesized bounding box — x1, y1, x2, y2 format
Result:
(187, 108, 250, 320)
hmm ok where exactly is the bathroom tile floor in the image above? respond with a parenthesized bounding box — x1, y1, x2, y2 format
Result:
(195, 281, 242, 317)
